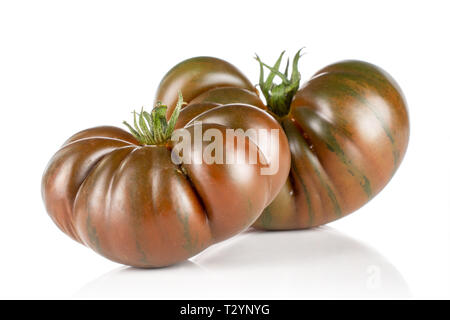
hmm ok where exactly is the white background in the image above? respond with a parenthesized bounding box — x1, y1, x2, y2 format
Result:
(0, 0, 449, 299)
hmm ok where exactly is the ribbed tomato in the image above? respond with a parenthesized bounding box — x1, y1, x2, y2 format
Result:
(42, 94, 290, 267)
(155, 52, 409, 229)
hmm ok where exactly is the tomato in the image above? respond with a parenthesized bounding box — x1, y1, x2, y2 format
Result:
(42, 94, 290, 267)
(157, 53, 409, 230)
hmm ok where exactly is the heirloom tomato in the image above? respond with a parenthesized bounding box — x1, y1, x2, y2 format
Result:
(155, 51, 409, 229)
(42, 91, 290, 267)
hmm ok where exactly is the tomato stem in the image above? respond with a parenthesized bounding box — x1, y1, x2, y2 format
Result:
(255, 49, 304, 117)
(123, 91, 185, 145)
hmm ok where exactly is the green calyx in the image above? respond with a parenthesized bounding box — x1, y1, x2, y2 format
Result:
(255, 49, 304, 117)
(123, 91, 185, 145)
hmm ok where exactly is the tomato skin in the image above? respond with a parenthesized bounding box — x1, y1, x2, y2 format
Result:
(165, 57, 409, 230)
(155, 57, 257, 117)
(42, 104, 290, 267)
(254, 60, 410, 229)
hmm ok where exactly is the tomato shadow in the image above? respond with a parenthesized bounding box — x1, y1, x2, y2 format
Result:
(74, 226, 410, 299)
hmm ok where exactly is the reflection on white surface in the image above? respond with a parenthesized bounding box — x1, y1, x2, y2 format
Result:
(75, 227, 410, 299)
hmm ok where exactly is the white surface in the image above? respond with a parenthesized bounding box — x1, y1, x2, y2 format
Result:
(0, 0, 449, 299)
